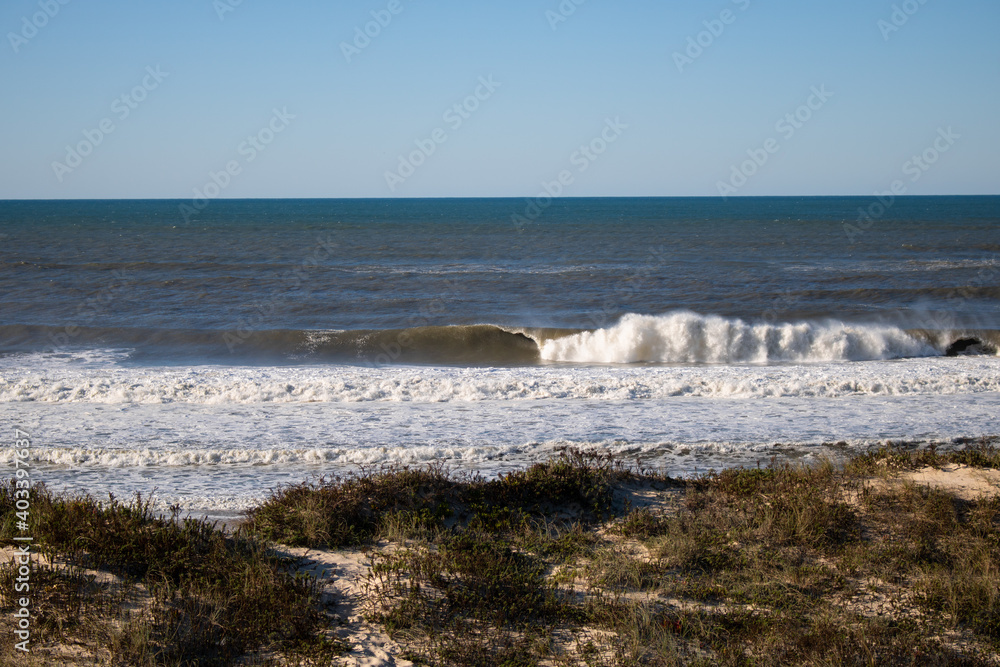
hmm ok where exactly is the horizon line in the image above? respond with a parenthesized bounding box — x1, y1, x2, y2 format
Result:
(2, 194, 998, 203)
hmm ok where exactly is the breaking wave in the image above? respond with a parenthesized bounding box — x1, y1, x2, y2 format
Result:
(0, 313, 996, 368)
(538, 312, 948, 364)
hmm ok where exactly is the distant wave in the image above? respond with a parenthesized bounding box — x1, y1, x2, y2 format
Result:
(0, 323, 559, 366)
(0, 313, 996, 368)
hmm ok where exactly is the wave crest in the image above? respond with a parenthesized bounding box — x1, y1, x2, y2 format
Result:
(539, 312, 938, 364)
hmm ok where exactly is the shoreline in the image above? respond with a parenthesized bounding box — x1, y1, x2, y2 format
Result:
(126, 434, 1000, 531)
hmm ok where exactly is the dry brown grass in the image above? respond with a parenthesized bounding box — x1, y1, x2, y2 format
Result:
(2, 442, 999, 665)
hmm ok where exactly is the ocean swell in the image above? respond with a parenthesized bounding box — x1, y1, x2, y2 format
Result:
(1, 313, 996, 368)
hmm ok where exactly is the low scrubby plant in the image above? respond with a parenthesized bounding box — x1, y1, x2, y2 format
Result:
(0, 482, 330, 666)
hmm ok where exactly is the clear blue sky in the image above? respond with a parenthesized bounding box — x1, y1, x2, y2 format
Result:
(1, 0, 997, 198)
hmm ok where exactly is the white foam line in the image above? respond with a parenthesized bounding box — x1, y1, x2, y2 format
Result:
(3, 358, 999, 404)
(0, 445, 526, 468)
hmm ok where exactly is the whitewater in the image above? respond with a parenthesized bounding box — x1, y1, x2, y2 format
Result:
(3, 197, 998, 521)
(3, 313, 998, 518)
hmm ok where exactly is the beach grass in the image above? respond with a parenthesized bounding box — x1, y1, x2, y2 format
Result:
(2, 441, 999, 665)
(0, 485, 337, 666)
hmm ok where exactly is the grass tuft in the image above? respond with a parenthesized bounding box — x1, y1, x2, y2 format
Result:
(0, 482, 331, 666)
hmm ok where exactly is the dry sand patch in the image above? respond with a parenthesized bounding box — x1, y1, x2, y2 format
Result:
(281, 546, 414, 667)
(902, 464, 1000, 501)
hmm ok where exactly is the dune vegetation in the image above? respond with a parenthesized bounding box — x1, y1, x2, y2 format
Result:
(2, 440, 999, 665)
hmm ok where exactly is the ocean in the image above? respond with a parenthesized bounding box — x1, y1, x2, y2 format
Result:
(1, 197, 998, 519)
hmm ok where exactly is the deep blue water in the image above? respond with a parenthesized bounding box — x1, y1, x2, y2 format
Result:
(1, 196, 997, 364)
(2, 197, 999, 513)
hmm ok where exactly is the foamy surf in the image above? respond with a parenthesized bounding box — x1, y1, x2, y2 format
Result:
(2, 356, 999, 403)
(538, 312, 941, 364)
(0, 445, 521, 468)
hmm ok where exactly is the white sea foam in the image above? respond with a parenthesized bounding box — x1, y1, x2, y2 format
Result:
(2, 354, 999, 404)
(6, 386, 999, 515)
(538, 312, 936, 364)
(0, 445, 521, 468)
(3, 325, 998, 516)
